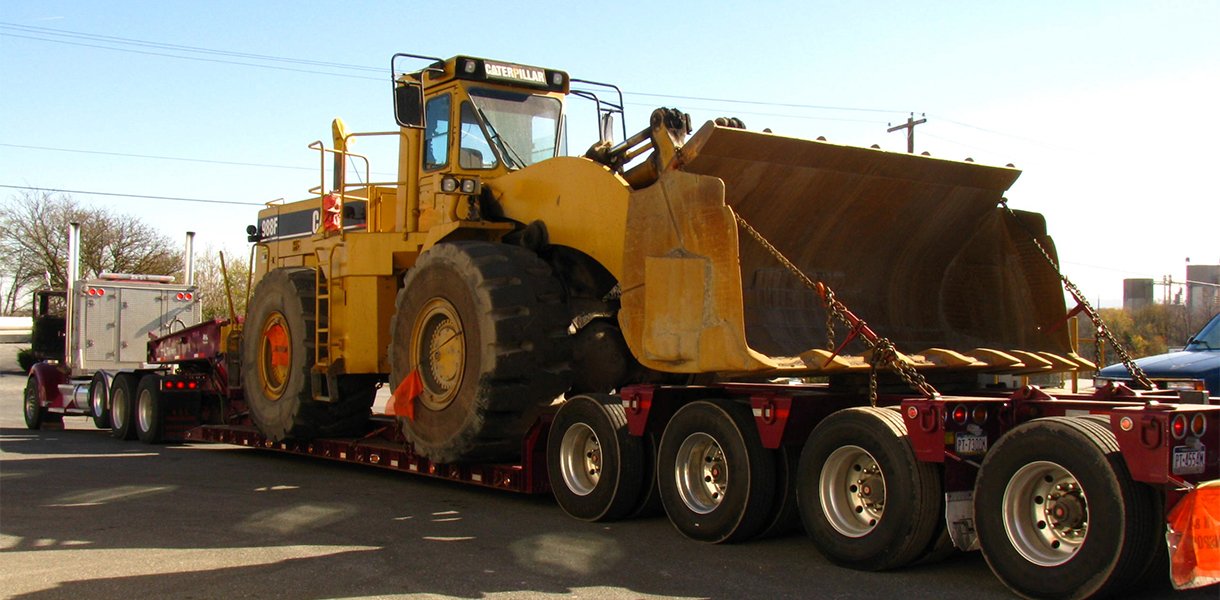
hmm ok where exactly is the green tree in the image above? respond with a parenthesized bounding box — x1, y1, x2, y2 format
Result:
(0, 190, 181, 314)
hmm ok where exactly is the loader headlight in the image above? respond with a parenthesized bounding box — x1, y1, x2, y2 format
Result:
(441, 175, 481, 195)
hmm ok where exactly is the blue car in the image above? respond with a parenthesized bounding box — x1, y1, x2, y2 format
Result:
(1097, 312, 1220, 396)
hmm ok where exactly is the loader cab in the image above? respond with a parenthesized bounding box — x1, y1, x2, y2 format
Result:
(394, 55, 569, 232)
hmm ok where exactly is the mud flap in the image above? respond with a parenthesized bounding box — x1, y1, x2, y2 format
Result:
(1168, 482, 1220, 590)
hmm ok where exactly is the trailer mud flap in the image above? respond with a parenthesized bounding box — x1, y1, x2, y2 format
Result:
(1168, 481, 1220, 590)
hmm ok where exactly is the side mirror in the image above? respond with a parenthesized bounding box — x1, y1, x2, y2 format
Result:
(599, 112, 615, 143)
(393, 82, 425, 129)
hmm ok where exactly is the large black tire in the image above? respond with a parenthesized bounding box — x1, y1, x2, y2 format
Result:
(973, 416, 1159, 600)
(547, 394, 646, 521)
(23, 376, 61, 430)
(797, 407, 942, 571)
(241, 268, 374, 442)
(135, 374, 166, 444)
(109, 373, 139, 440)
(388, 242, 572, 463)
(89, 372, 110, 429)
(628, 432, 664, 518)
(657, 399, 776, 544)
(758, 444, 802, 539)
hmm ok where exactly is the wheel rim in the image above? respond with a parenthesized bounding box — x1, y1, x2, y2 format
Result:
(112, 388, 127, 428)
(1002, 460, 1088, 567)
(674, 432, 727, 515)
(91, 383, 106, 416)
(411, 298, 466, 411)
(24, 384, 38, 422)
(819, 445, 887, 538)
(559, 423, 602, 496)
(259, 312, 291, 399)
(138, 386, 154, 433)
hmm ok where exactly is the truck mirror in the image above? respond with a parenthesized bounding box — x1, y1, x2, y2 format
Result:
(599, 112, 615, 143)
(394, 82, 425, 129)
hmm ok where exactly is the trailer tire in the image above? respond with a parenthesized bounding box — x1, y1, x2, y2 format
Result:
(242, 268, 374, 442)
(23, 375, 61, 430)
(657, 398, 776, 544)
(628, 432, 664, 518)
(89, 372, 110, 429)
(109, 373, 139, 440)
(135, 374, 166, 444)
(547, 394, 645, 521)
(758, 444, 802, 539)
(388, 242, 572, 463)
(797, 407, 942, 570)
(973, 416, 1158, 600)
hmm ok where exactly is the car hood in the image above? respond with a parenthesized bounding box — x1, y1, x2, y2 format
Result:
(1098, 349, 1220, 378)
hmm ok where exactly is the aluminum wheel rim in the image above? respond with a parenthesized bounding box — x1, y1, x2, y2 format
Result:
(412, 298, 466, 411)
(137, 387, 154, 433)
(91, 383, 106, 416)
(112, 388, 127, 429)
(675, 432, 727, 515)
(819, 445, 886, 538)
(1002, 460, 1088, 567)
(559, 423, 602, 496)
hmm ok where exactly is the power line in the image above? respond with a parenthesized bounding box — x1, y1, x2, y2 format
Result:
(622, 91, 905, 115)
(0, 143, 314, 172)
(0, 184, 263, 207)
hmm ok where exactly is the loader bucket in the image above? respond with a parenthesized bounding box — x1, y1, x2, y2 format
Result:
(619, 123, 1077, 377)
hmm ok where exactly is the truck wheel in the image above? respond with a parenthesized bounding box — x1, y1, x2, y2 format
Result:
(547, 394, 645, 521)
(657, 399, 776, 543)
(797, 407, 942, 570)
(23, 375, 60, 430)
(89, 372, 110, 429)
(242, 268, 373, 442)
(109, 373, 139, 440)
(973, 417, 1158, 599)
(388, 242, 572, 463)
(135, 374, 166, 444)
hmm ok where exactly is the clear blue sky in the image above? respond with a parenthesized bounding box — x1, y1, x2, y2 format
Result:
(2, 1, 1217, 307)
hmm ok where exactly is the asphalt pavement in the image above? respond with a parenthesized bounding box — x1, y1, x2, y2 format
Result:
(0, 343, 1208, 599)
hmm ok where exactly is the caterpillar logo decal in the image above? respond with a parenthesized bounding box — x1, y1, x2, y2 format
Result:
(257, 200, 367, 242)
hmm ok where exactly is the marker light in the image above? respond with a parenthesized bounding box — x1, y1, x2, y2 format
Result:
(972, 406, 989, 424)
(1190, 413, 1207, 437)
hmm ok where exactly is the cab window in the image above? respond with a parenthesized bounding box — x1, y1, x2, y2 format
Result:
(424, 94, 451, 170)
(459, 102, 498, 169)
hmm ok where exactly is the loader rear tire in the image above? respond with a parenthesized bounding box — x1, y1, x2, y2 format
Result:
(547, 394, 645, 521)
(797, 407, 942, 570)
(657, 399, 776, 544)
(388, 242, 572, 463)
(242, 268, 373, 442)
(109, 373, 139, 440)
(973, 417, 1158, 600)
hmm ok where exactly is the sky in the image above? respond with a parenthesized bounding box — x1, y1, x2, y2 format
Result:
(2, 0, 1218, 307)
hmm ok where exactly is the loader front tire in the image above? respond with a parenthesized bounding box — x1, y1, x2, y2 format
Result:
(242, 268, 372, 442)
(388, 241, 572, 463)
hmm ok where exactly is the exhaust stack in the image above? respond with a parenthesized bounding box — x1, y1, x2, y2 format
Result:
(66, 222, 81, 369)
(184, 231, 196, 286)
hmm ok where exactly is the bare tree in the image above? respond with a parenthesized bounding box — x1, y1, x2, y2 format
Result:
(0, 190, 181, 314)
(191, 244, 251, 320)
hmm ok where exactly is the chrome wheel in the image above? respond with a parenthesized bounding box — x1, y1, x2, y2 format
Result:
(819, 444, 886, 538)
(559, 422, 602, 496)
(1002, 460, 1088, 567)
(91, 381, 107, 417)
(112, 386, 128, 429)
(674, 432, 727, 515)
(138, 385, 155, 434)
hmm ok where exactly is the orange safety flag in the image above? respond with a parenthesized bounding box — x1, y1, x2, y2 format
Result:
(1167, 481, 1220, 590)
(388, 369, 423, 421)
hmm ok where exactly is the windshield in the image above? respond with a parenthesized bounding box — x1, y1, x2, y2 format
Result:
(1187, 313, 1220, 349)
(467, 88, 561, 168)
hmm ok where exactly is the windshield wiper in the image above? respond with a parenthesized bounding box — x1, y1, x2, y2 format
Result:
(1188, 339, 1216, 349)
(472, 103, 527, 170)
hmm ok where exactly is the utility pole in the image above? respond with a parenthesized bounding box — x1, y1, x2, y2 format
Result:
(887, 112, 927, 153)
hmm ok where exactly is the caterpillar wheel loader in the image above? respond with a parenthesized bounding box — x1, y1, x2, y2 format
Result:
(242, 53, 1083, 464)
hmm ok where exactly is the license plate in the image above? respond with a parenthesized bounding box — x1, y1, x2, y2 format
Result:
(1172, 445, 1206, 476)
(955, 433, 988, 455)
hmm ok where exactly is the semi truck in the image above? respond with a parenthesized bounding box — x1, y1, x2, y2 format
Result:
(23, 54, 1219, 599)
